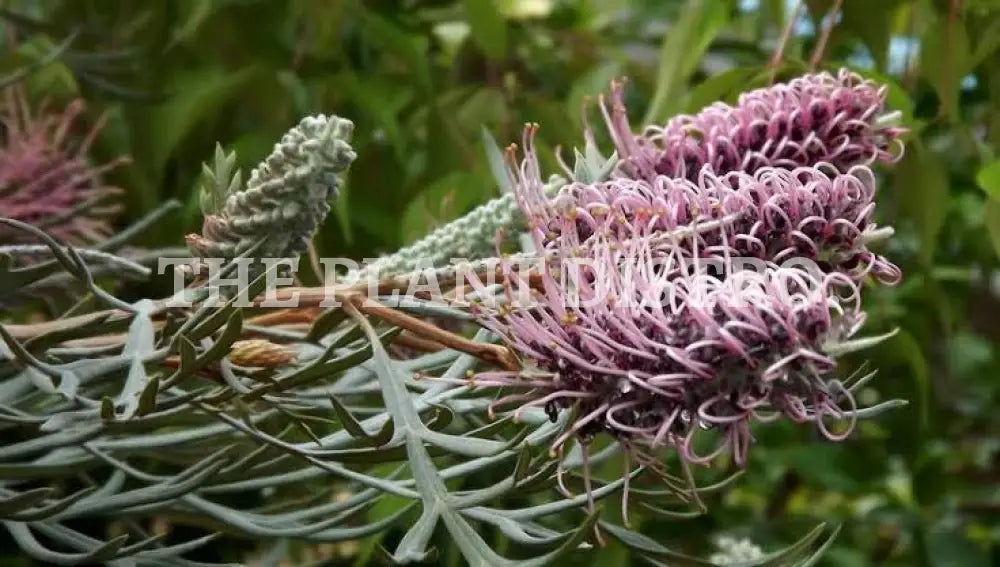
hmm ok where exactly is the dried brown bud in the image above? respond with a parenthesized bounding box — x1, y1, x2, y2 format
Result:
(228, 339, 295, 368)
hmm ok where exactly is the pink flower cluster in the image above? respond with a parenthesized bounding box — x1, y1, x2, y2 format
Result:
(0, 88, 127, 245)
(516, 126, 899, 286)
(603, 69, 905, 182)
(472, 69, 905, 471)
(474, 234, 865, 466)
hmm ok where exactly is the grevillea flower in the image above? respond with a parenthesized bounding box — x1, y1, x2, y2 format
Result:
(512, 126, 901, 285)
(0, 87, 128, 244)
(471, 231, 874, 470)
(601, 69, 905, 182)
(466, 121, 903, 494)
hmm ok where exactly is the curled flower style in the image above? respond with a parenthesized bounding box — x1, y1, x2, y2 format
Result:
(470, 233, 873, 469)
(0, 87, 128, 245)
(510, 126, 901, 285)
(601, 69, 906, 182)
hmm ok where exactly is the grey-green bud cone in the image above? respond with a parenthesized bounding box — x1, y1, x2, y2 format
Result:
(345, 174, 567, 283)
(186, 114, 355, 262)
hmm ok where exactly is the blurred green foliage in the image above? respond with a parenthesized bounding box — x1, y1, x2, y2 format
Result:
(2, 0, 1000, 565)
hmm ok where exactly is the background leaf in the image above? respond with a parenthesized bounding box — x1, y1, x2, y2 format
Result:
(894, 141, 949, 264)
(976, 158, 1000, 199)
(643, 0, 728, 124)
(985, 198, 1000, 259)
(462, 0, 508, 60)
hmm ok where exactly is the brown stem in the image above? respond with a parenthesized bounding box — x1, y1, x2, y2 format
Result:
(2, 265, 524, 344)
(769, 0, 804, 83)
(343, 293, 519, 370)
(902, 5, 919, 90)
(941, 0, 962, 119)
(307, 238, 324, 284)
(246, 307, 323, 327)
(0, 272, 430, 342)
(809, 0, 843, 69)
(5, 309, 141, 342)
(392, 330, 448, 354)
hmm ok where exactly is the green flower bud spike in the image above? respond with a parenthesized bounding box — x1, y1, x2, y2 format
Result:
(345, 131, 616, 283)
(186, 114, 356, 262)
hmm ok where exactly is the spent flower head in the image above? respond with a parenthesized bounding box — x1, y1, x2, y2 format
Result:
(0, 86, 128, 245)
